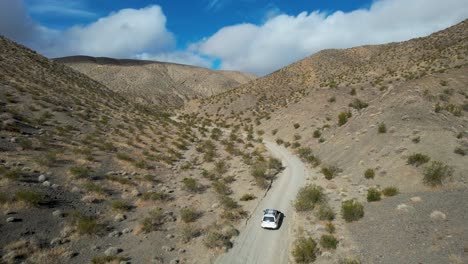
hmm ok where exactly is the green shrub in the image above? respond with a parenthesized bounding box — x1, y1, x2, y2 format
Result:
(15, 189, 46, 206)
(36, 151, 58, 167)
(364, 168, 375, 179)
(297, 147, 320, 167)
(116, 152, 132, 161)
(339, 257, 361, 264)
(180, 225, 202, 243)
(180, 208, 201, 223)
(378, 123, 387, 133)
(204, 230, 232, 249)
(341, 199, 364, 222)
(69, 166, 91, 178)
(349, 99, 368, 110)
(140, 209, 165, 233)
(294, 184, 324, 211)
(313, 129, 321, 138)
(367, 188, 381, 202)
(268, 157, 282, 171)
(338, 112, 352, 126)
(214, 160, 228, 175)
(320, 234, 339, 249)
(382, 187, 399, 196)
(70, 212, 104, 235)
(407, 153, 430, 166)
(292, 237, 318, 263)
(182, 177, 201, 192)
(212, 180, 231, 195)
(423, 161, 453, 186)
(141, 191, 170, 201)
(83, 182, 104, 194)
(4, 169, 21, 181)
(316, 204, 335, 221)
(219, 195, 238, 209)
(321, 165, 341, 180)
(112, 200, 131, 212)
(325, 221, 335, 233)
(240, 193, 256, 201)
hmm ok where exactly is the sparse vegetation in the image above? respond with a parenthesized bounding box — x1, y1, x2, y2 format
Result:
(180, 207, 201, 223)
(364, 168, 375, 179)
(294, 184, 324, 211)
(378, 123, 387, 133)
(140, 209, 165, 233)
(367, 188, 382, 202)
(69, 165, 91, 178)
(321, 165, 341, 180)
(15, 189, 46, 206)
(320, 234, 339, 249)
(292, 236, 318, 263)
(294, 123, 300, 129)
(182, 177, 202, 193)
(341, 199, 364, 222)
(338, 111, 352, 126)
(349, 99, 368, 110)
(407, 153, 430, 166)
(382, 187, 399, 196)
(112, 200, 131, 212)
(423, 161, 453, 186)
(317, 204, 335, 220)
(240, 193, 256, 201)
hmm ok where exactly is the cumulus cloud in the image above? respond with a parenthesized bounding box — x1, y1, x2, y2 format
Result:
(197, 0, 468, 75)
(0, 1, 175, 59)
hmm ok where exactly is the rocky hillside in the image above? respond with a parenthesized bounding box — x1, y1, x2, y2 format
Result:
(0, 36, 274, 263)
(190, 19, 468, 263)
(55, 56, 256, 107)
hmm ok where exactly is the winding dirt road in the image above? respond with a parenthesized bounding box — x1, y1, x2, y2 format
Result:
(216, 140, 308, 264)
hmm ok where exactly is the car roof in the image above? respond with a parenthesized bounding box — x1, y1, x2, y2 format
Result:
(263, 209, 278, 215)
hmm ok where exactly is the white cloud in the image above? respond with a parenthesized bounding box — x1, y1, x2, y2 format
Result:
(196, 0, 468, 75)
(27, 0, 97, 18)
(46, 5, 175, 58)
(134, 52, 212, 68)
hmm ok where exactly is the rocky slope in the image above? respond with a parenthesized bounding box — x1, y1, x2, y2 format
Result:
(55, 56, 256, 107)
(0, 36, 271, 264)
(190, 19, 468, 263)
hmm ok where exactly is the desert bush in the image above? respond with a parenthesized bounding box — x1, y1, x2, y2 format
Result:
(141, 191, 170, 201)
(0, 192, 9, 204)
(313, 129, 321, 138)
(325, 221, 335, 234)
(116, 152, 132, 161)
(341, 199, 364, 222)
(364, 168, 375, 179)
(36, 151, 58, 167)
(91, 256, 125, 264)
(180, 225, 202, 243)
(339, 257, 361, 264)
(240, 193, 256, 201)
(338, 111, 352, 126)
(367, 188, 381, 202)
(69, 166, 91, 178)
(276, 138, 284, 145)
(349, 99, 368, 110)
(320, 234, 339, 249)
(378, 123, 387, 133)
(70, 212, 104, 235)
(407, 153, 430, 166)
(83, 182, 104, 194)
(18, 138, 33, 150)
(316, 204, 335, 221)
(140, 209, 165, 233)
(112, 200, 131, 212)
(328, 96, 336, 103)
(106, 175, 131, 185)
(294, 184, 324, 211)
(423, 161, 453, 186)
(219, 195, 238, 209)
(4, 168, 21, 181)
(294, 123, 300, 129)
(382, 187, 399, 196)
(412, 136, 420, 143)
(272, 129, 278, 135)
(212, 180, 231, 195)
(203, 230, 232, 249)
(134, 160, 148, 169)
(214, 160, 228, 175)
(182, 177, 201, 193)
(180, 207, 201, 223)
(268, 157, 282, 171)
(15, 189, 46, 206)
(321, 165, 341, 180)
(292, 236, 318, 263)
(350, 88, 356, 95)
(297, 147, 321, 167)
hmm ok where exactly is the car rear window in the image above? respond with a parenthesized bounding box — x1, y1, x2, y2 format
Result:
(263, 216, 275, 222)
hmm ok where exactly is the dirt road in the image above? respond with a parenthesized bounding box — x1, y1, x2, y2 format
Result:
(216, 140, 308, 264)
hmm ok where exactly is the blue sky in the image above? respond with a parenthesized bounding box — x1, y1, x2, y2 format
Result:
(1, 0, 467, 75)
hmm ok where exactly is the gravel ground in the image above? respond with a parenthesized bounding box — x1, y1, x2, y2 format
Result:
(348, 188, 468, 264)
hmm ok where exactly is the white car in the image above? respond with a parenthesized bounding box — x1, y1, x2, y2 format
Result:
(261, 209, 281, 229)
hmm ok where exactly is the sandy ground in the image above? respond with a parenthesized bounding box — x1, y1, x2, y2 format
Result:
(216, 141, 308, 264)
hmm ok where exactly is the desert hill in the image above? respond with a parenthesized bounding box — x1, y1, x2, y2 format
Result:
(0, 35, 271, 263)
(189, 19, 468, 263)
(55, 55, 256, 107)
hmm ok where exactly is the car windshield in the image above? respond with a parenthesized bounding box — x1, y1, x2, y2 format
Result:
(263, 216, 275, 222)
